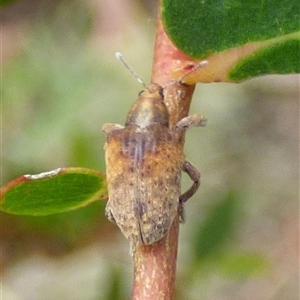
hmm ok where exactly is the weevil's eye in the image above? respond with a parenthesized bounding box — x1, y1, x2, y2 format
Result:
(137, 83, 164, 99)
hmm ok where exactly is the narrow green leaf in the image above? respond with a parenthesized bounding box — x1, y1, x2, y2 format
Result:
(0, 0, 17, 6)
(193, 190, 238, 263)
(106, 268, 125, 300)
(219, 253, 268, 278)
(0, 168, 107, 216)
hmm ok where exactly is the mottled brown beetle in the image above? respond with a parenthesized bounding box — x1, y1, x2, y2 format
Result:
(102, 83, 205, 246)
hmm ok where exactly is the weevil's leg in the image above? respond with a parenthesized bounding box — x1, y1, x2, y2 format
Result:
(174, 114, 206, 131)
(180, 161, 201, 202)
(179, 160, 201, 222)
(102, 123, 124, 134)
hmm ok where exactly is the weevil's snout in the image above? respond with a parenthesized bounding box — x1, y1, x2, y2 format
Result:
(125, 83, 170, 128)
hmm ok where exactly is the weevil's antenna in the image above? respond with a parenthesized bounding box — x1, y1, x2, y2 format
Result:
(164, 60, 208, 89)
(115, 52, 146, 87)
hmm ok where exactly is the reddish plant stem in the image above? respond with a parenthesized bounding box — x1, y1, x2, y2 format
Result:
(131, 5, 197, 300)
(151, 18, 196, 127)
(132, 217, 179, 300)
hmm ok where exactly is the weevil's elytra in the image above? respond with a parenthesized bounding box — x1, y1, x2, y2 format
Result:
(102, 83, 205, 246)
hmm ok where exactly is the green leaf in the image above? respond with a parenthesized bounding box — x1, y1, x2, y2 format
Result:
(0, 168, 107, 216)
(162, 0, 300, 82)
(228, 38, 300, 80)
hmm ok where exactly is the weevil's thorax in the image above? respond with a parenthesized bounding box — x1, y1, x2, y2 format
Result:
(125, 83, 169, 129)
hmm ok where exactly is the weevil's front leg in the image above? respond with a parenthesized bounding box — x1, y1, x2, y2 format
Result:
(102, 123, 124, 134)
(178, 160, 201, 222)
(174, 114, 206, 131)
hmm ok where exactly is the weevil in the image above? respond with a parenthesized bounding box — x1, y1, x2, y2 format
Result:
(102, 83, 205, 246)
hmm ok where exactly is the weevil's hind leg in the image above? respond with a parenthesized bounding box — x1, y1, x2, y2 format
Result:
(174, 114, 206, 131)
(179, 161, 200, 222)
(102, 123, 124, 134)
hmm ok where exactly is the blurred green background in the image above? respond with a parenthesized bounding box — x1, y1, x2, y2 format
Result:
(1, 0, 299, 299)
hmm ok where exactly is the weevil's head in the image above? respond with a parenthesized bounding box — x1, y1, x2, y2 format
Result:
(125, 83, 170, 128)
